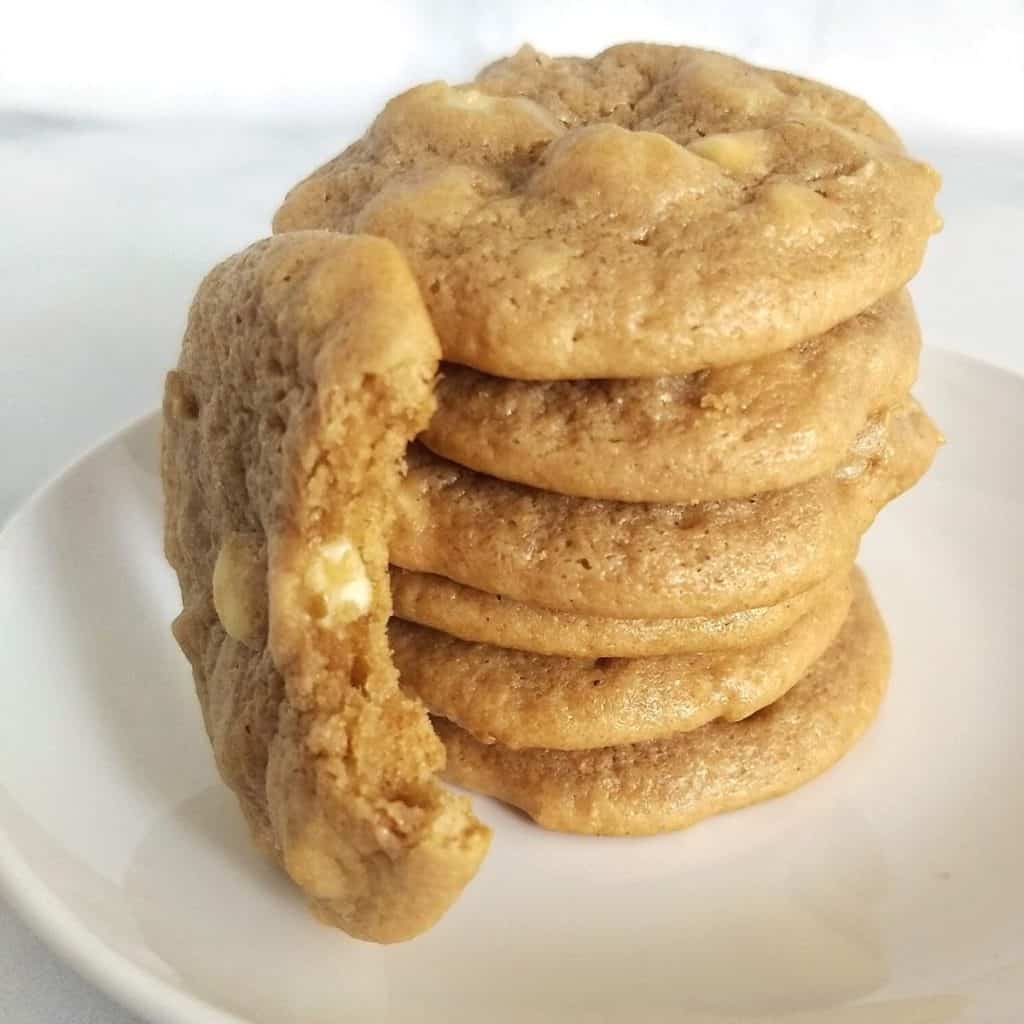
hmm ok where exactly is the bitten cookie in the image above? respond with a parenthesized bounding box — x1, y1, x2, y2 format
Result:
(162, 231, 490, 943)
(275, 44, 940, 380)
(436, 569, 888, 835)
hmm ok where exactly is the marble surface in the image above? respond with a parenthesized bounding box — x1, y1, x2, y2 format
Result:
(0, 111, 1020, 1024)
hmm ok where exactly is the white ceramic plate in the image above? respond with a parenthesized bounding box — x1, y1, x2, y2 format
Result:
(0, 348, 1020, 1024)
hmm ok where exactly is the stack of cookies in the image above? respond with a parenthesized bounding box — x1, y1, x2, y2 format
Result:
(268, 44, 942, 837)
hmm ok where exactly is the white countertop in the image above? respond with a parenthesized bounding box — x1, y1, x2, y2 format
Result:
(0, 111, 1020, 1023)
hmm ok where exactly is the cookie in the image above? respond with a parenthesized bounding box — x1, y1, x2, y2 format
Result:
(422, 291, 920, 502)
(392, 573, 851, 750)
(392, 400, 940, 618)
(162, 232, 490, 943)
(274, 44, 940, 380)
(390, 567, 847, 659)
(435, 569, 888, 835)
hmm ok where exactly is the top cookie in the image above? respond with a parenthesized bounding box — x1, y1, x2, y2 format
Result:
(162, 231, 489, 942)
(274, 43, 941, 380)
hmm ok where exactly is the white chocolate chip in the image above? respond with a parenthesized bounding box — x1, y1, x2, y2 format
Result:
(689, 131, 770, 175)
(760, 181, 830, 223)
(442, 87, 500, 112)
(164, 371, 198, 420)
(511, 239, 572, 284)
(677, 58, 784, 115)
(393, 477, 430, 537)
(303, 537, 371, 627)
(212, 532, 267, 647)
(440, 87, 564, 134)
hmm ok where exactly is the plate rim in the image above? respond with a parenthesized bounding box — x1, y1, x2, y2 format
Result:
(0, 344, 1019, 1024)
(0, 411, 242, 1023)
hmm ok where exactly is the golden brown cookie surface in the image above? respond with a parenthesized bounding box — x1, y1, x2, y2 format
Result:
(390, 567, 847, 659)
(393, 574, 851, 750)
(274, 44, 940, 380)
(436, 569, 888, 835)
(392, 400, 940, 618)
(423, 292, 920, 502)
(162, 232, 489, 943)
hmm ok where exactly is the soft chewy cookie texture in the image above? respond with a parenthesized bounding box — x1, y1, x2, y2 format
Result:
(436, 570, 889, 836)
(392, 400, 940, 619)
(274, 44, 940, 380)
(162, 232, 489, 943)
(392, 573, 852, 750)
(423, 291, 921, 503)
(390, 567, 847, 659)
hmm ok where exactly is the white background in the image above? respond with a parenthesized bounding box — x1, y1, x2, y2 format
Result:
(1, 2, 1022, 1021)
